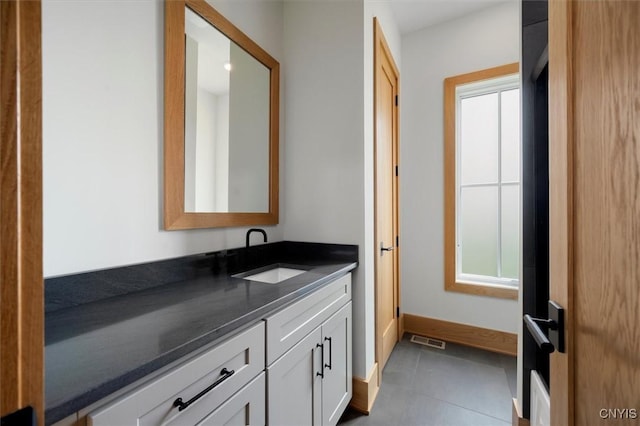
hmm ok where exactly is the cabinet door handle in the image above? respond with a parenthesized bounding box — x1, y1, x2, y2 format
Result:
(316, 343, 324, 378)
(324, 337, 332, 370)
(173, 367, 235, 412)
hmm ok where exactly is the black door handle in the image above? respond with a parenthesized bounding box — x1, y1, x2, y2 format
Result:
(316, 343, 324, 378)
(324, 336, 332, 370)
(523, 300, 565, 354)
(380, 242, 394, 254)
(524, 315, 556, 353)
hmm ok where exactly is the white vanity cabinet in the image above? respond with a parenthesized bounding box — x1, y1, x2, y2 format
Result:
(87, 322, 265, 426)
(62, 272, 352, 426)
(266, 274, 352, 426)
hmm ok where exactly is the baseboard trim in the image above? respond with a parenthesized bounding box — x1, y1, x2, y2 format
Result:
(403, 314, 517, 356)
(512, 398, 530, 426)
(350, 362, 380, 414)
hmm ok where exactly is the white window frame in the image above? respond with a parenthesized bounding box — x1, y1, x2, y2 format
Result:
(454, 74, 520, 288)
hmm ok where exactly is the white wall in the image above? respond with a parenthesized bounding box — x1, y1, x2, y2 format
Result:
(42, 0, 284, 277)
(283, 0, 366, 377)
(400, 2, 520, 333)
(282, 0, 401, 379)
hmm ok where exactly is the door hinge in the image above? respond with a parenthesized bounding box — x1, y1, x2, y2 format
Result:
(395, 95, 398, 106)
(396, 235, 399, 247)
(395, 165, 398, 176)
(396, 307, 400, 317)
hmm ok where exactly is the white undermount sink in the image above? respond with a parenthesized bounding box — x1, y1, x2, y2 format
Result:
(242, 267, 306, 284)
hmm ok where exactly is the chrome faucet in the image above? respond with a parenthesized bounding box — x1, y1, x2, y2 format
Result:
(246, 228, 267, 248)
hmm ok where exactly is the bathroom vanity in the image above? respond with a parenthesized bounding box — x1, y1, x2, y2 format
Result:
(45, 242, 357, 426)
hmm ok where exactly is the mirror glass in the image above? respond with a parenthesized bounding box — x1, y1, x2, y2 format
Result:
(164, 0, 279, 230)
(184, 8, 270, 213)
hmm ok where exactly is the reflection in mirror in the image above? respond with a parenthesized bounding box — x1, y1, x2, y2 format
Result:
(184, 8, 270, 213)
(164, 0, 279, 230)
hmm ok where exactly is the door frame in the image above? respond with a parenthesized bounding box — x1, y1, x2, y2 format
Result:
(548, 0, 573, 423)
(0, 0, 44, 423)
(373, 17, 401, 382)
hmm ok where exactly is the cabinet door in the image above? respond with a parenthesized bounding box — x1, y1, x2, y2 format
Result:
(197, 373, 265, 426)
(267, 328, 322, 426)
(320, 302, 352, 426)
(265, 274, 351, 365)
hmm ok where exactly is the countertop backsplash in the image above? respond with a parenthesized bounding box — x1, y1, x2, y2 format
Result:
(44, 241, 358, 313)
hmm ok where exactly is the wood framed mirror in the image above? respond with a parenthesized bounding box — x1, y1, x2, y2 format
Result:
(164, 0, 279, 230)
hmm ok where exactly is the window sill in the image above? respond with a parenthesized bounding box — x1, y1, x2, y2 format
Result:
(445, 280, 518, 300)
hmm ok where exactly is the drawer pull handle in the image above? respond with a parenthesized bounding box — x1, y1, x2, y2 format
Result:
(173, 368, 235, 412)
(324, 337, 332, 370)
(316, 343, 324, 378)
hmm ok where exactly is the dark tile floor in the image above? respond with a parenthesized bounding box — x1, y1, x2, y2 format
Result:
(339, 335, 517, 426)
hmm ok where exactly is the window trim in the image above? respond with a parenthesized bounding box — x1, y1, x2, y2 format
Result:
(444, 63, 520, 301)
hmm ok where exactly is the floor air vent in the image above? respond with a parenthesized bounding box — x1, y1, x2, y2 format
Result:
(410, 335, 446, 350)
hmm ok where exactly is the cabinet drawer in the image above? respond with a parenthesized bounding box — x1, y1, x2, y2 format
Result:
(197, 372, 265, 426)
(265, 273, 351, 365)
(88, 322, 265, 426)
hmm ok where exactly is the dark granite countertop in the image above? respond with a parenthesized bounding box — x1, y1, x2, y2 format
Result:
(45, 241, 357, 424)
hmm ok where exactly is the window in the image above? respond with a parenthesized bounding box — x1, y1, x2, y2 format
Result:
(444, 63, 520, 300)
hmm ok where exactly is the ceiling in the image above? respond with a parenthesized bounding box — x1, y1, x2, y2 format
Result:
(389, 0, 512, 35)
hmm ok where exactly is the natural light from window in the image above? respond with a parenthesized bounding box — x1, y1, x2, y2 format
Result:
(457, 77, 520, 286)
(444, 63, 520, 300)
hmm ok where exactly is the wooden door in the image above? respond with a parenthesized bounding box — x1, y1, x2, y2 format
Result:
(549, 1, 640, 424)
(373, 18, 400, 374)
(0, 0, 43, 424)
